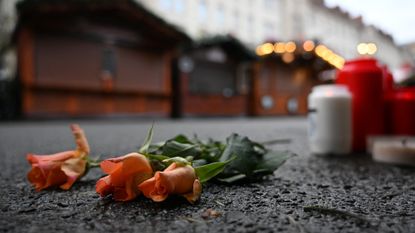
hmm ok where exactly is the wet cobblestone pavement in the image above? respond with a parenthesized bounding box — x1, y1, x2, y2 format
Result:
(1, 118, 414, 233)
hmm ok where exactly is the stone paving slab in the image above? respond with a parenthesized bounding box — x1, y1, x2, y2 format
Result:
(0, 117, 414, 233)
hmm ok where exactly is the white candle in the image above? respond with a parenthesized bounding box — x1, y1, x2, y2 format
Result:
(308, 85, 352, 155)
(372, 138, 415, 166)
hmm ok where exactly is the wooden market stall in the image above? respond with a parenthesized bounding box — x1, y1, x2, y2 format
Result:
(251, 40, 342, 116)
(173, 36, 255, 117)
(14, 0, 190, 117)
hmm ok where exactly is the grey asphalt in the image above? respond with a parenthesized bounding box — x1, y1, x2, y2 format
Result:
(0, 117, 414, 233)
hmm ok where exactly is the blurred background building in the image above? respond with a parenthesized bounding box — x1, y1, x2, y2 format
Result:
(0, 0, 414, 119)
(2, 0, 414, 74)
(137, 0, 411, 71)
(0, 0, 17, 51)
(0, 0, 18, 80)
(403, 42, 415, 65)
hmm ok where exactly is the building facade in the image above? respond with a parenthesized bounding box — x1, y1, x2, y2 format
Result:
(1, 0, 411, 71)
(301, 0, 406, 70)
(137, 0, 410, 71)
(0, 0, 18, 50)
(137, 0, 282, 47)
(14, 0, 190, 118)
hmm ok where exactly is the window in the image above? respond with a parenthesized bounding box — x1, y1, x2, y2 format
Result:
(198, 0, 207, 23)
(189, 61, 236, 95)
(101, 48, 116, 90)
(160, 0, 173, 11)
(247, 15, 254, 40)
(233, 10, 239, 32)
(236, 64, 251, 94)
(263, 0, 277, 9)
(102, 48, 116, 77)
(286, 97, 299, 114)
(175, 0, 185, 13)
(216, 5, 225, 28)
(263, 21, 276, 40)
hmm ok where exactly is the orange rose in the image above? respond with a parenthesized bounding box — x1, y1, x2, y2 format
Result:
(27, 124, 90, 191)
(96, 153, 153, 201)
(138, 163, 202, 204)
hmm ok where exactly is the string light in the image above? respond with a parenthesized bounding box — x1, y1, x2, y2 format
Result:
(274, 42, 285, 53)
(357, 43, 368, 55)
(357, 42, 377, 55)
(367, 43, 377, 55)
(255, 41, 345, 69)
(285, 42, 296, 53)
(312, 44, 344, 69)
(256, 43, 274, 56)
(303, 40, 315, 52)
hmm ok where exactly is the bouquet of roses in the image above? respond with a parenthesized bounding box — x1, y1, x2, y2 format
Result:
(26, 124, 294, 204)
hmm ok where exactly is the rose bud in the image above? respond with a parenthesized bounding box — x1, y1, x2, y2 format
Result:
(138, 163, 202, 204)
(96, 153, 153, 201)
(27, 124, 90, 191)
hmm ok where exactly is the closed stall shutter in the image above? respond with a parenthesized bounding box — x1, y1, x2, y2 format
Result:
(189, 60, 235, 95)
(116, 47, 165, 93)
(35, 34, 101, 89)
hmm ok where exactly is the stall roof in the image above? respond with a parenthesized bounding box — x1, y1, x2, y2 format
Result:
(190, 35, 256, 61)
(14, 0, 191, 44)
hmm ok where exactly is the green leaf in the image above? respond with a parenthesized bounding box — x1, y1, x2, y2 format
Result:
(199, 139, 225, 162)
(195, 158, 234, 183)
(85, 156, 101, 168)
(260, 138, 292, 145)
(139, 124, 154, 155)
(219, 134, 262, 177)
(192, 159, 208, 167)
(147, 141, 165, 154)
(216, 174, 247, 183)
(144, 132, 295, 183)
(162, 141, 200, 158)
(148, 154, 170, 161)
(171, 134, 193, 144)
(149, 159, 166, 172)
(255, 150, 295, 173)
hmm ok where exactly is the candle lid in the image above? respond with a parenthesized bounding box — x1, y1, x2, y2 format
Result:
(372, 137, 415, 166)
(311, 84, 351, 97)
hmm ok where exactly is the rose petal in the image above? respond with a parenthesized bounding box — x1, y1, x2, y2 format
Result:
(96, 176, 113, 197)
(27, 166, 46, 191)
(96, 153, 153, 201)
(182, 179, 202, 204)
(164, 163, 177, 171)
(164, 165, 196, 194)
(27, 151, 75, 165)
(42, 166, 67, 191)
(26, 125, 90, 191)
(111, 176, 141, 201)
(60, 175, 78, 190)
(139, 177, 162, 200)
(71, 124, 90, 155)
(100, 160, 123, 175)
(138, 164, 199, 203)
(105, 153, 152, 186)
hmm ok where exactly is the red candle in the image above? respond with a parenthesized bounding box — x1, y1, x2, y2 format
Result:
(336, 58, 384, 151)
(382, 65, 394, 93)
(388, 87, 415, 135)
(382, 65, 395, 135)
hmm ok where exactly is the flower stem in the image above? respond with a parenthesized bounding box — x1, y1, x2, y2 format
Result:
(88, 162, 101, 168)
(86, 156, 102, 168)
